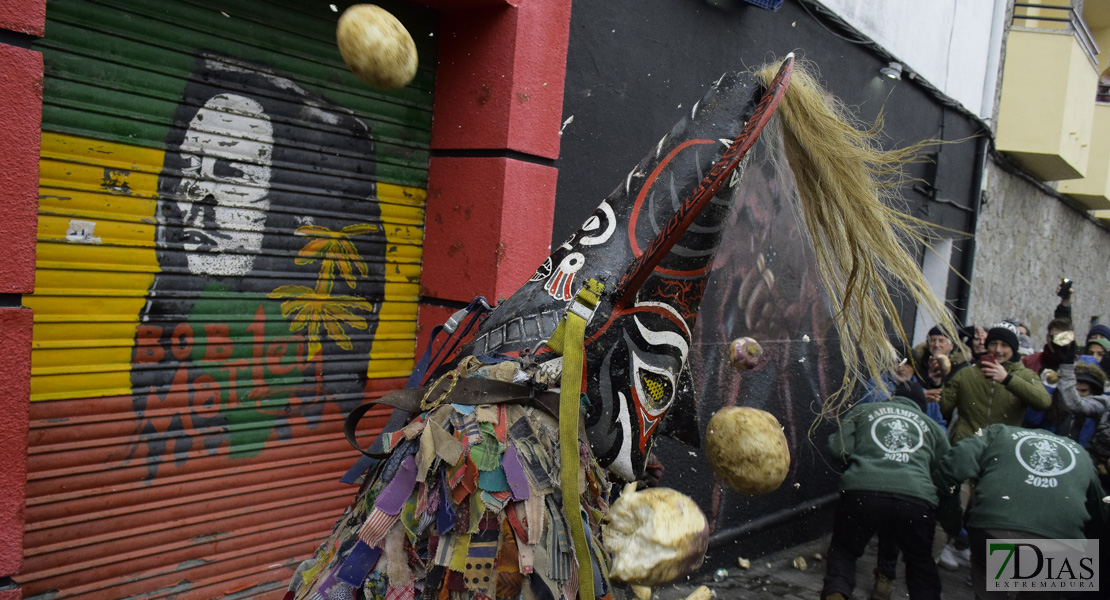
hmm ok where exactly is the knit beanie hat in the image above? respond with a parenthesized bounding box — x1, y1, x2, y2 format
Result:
(927, 325, 947, 339)
(985, 322, 1020, 359)
(1086, 324, 1110, 344)
(1075, 362, 1107, 392)
(1088, 338, 1110, 353)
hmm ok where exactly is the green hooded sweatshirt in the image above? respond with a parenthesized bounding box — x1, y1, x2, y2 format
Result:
(827, 396, 951, 506)
(937, 424, 1107, 540)
(939, 359, 1050, 444)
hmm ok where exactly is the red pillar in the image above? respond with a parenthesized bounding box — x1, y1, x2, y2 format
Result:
(0, 1, 44, 597)
(416, 0, 571, 353)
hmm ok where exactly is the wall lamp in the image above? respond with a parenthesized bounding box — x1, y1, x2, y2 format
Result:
(879, 61, 903, 80)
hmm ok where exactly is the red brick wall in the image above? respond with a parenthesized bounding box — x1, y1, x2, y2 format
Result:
(0, 1, 572, 591)
(0, 0, 45, 37)
(416, 0, 571, 353)
(0, 1, 43, 595)
(0, 43, 41, 294)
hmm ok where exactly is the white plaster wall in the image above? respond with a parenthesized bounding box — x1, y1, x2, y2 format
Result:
(968, 160, 1110, 340)
(817, 0, 1005, 119)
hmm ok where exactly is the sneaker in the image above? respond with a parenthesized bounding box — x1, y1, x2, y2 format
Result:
(938, 544, 960, 570)
(870, 572, 893, 600)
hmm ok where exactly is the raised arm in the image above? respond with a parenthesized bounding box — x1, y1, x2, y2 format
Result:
(1056, 364, 1110, 418)
(939, 368, 963, 420)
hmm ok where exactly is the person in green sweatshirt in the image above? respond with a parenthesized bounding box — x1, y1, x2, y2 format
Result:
(822, 385, 950, 600)
(940, 324, 1051, 444)
(937, 424, 1108, 599)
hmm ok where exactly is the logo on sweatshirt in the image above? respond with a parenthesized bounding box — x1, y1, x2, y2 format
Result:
(871, 415, 924, 462)
(1013, 433, 1078, 487)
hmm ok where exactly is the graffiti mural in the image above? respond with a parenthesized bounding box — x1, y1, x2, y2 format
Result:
(22, 1, 435, 596)
(681, 152, 844, 531)
(126, 53, 388, 478)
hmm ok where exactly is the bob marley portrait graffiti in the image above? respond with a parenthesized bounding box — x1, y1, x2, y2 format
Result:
(128, 52, 387, 479)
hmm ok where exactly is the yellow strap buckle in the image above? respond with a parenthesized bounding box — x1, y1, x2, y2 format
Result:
(545, 278, 603, 600)
(546, 279, 603, 356)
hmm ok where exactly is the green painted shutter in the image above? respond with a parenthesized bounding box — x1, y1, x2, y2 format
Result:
(24, 0, 434, 597)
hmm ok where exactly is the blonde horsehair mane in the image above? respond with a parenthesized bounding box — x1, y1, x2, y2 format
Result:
(755, 58, 959, 421)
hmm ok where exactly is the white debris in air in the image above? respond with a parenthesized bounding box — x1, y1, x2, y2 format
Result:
(560, 115, 574, 136)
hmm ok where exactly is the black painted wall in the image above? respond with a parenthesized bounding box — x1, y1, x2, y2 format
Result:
(553, 0, 985, 561)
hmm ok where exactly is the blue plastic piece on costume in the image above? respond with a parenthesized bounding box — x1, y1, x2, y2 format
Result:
(336, 541, 382, 587)
(340, 455, 376, 485)
(437, 477, 457, 535)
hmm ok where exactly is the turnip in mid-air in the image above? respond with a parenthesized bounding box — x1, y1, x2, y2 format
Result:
(705, 406, 790, 495)
(728, 336, 764, 371)
(336, 4, 418, 89)
(602, 484, 709, 586)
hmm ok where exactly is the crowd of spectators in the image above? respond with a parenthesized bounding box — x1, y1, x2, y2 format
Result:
(822, 282, 1110, 600)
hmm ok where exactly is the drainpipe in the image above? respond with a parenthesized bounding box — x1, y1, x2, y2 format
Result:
(954, 133, 990, 327)
(707, 493, 839, 548)
(956, 0, 1006, 326)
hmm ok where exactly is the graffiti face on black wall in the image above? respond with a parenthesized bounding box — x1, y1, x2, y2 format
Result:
(129, 53, 385, 479)
(174, 93, 274, 277)
(677, 154, 843, 530)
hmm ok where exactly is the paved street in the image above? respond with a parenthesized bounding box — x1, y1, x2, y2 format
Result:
(652, 533, 977, 600)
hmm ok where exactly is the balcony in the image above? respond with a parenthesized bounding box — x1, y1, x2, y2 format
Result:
(995, 3, 1101, 182)
(1058, 102, 1110, 210)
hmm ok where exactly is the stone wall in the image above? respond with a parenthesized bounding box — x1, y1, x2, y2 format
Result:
(968, 158, 1110, 342)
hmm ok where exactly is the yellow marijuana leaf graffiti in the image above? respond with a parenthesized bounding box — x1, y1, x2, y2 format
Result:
(268, 286, 375, 361)
(270, 223, 379, 360)
(294, 223, 379, 295)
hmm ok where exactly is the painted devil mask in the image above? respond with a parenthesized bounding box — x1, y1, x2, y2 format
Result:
(438, 62, 792, 482)
(580, 301, 695, 479)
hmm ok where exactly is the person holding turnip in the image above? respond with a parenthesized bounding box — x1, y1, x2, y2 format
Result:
(914, 326, 971, 407)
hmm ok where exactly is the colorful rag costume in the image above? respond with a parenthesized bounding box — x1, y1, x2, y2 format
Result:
(287, 55, 959, 600)
(286, 55, 795, 600)
(289, 393, 614, 600)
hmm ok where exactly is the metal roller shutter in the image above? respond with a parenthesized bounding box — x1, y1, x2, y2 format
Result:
(24, 1, 435, 597)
